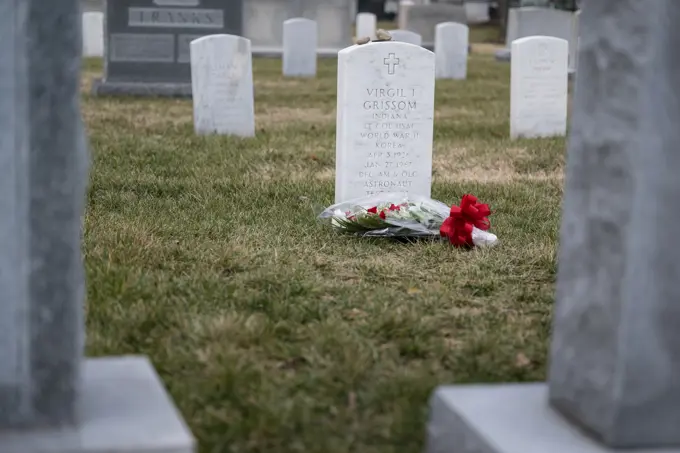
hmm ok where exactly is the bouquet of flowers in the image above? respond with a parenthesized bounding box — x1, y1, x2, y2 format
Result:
(318, 192, 498, 248)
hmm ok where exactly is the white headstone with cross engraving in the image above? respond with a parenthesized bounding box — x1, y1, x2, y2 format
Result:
(335, 41, 435, 203)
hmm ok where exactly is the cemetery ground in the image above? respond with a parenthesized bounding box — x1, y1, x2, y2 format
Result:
(81, 47, 564, 453)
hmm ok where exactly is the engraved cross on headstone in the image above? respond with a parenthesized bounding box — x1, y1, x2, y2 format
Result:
(384, 53, 400, 75)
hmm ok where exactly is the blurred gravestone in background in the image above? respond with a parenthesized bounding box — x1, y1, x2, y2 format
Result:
(499, 0, 578, 49)
(510, 0, 578, 10)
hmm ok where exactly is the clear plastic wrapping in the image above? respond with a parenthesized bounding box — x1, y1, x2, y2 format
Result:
(318, 192, 498, 247)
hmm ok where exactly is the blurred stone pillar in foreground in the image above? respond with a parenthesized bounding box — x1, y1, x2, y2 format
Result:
(425, 1, 680, 452)
(0, 1, 195, 452)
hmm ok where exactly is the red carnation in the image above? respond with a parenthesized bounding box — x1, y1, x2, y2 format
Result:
(440, 194, 491, 247)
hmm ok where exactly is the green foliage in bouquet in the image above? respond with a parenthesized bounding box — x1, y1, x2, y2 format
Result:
(329, 201, 448, 236)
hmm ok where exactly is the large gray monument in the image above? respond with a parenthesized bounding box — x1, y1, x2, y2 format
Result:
(0, 1, 195, 452)
(426, 1, 680, 452)
(92, 0, 242, 97)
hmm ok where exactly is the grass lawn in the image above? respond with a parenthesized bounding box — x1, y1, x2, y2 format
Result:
(81, 32, 564, 453)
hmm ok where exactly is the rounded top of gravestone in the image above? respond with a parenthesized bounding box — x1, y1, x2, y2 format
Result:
(284, 17, 316, 25)
(510, 35, 569, 75)
(190, 34, 251, 56)
(512, 35, 569, 47)
(340, 40, 435, 64)
(436, 21, 469, 30)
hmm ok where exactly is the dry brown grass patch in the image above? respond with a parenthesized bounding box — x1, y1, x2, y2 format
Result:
(433, 144, 563, 183)
(83, 99, 193, 129)
(472, 43, 505, 54)
(256, 107, 334, 127)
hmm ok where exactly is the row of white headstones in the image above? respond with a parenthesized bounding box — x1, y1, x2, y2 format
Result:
(80, 12, 469, 81)
(284, 17, 470, 80)
(283, 18, 470, 80)
(190, 33, 569, 204)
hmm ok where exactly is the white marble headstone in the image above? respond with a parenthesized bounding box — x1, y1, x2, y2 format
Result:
(335, 41, 435, 203)
(356, 12, 377, 40)
(434, 22, 469, 80)
(82, 12, 104, 57)
(283, 18, 317, 77)
(190, 34, 255, 137)
(389, 29, 422, 46)
(510, 36, 568, 139)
